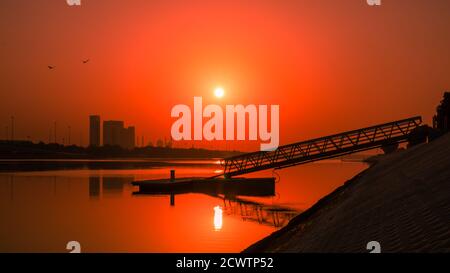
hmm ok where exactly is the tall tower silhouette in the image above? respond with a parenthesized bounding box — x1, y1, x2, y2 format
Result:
(89, 115, 101, 147)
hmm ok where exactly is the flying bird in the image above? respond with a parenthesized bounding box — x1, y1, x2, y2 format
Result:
(82, 59, 90, 64)
(48, 65, 55, 69)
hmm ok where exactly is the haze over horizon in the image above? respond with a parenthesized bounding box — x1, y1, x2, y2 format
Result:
(1, 0, 450, 151)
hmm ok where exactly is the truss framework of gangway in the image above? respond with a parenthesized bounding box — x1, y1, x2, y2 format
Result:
(221, 116, 422, 178)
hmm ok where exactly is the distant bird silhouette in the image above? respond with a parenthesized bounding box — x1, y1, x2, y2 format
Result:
(48, 65, 55, 70)
(82, 59, 90, 64)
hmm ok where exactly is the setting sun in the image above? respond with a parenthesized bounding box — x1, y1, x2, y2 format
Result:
(214, 87, 225, 98)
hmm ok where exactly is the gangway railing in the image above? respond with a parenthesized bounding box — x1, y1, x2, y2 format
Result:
(222, 116, 422, 177)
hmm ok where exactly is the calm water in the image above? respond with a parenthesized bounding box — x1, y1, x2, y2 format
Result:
(0, 159, 366, 252)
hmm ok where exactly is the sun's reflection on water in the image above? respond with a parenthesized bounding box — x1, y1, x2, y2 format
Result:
(214, 205, 223, 231)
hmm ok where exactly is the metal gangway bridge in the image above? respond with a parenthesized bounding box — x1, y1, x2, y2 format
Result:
(221, 116, 422, 178)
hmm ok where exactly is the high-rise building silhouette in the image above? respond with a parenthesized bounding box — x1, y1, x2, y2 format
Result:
(103, 120, 123, 147)
(124, 126, 135, 149)
(103, 120, 135, 149)
(89, 115, 101, 147)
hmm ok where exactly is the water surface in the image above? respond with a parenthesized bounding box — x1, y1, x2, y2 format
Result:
(0, 159, 366, 252)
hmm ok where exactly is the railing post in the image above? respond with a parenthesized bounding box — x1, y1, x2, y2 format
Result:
(170, 170, 175, 206)
(170, 169, 175, 181)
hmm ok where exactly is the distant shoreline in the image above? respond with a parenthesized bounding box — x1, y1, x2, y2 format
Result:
(0, 140, 241, 160)
(0, 158, 222, 173)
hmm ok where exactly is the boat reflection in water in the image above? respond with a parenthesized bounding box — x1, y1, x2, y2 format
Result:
(133, 176, 300, 228)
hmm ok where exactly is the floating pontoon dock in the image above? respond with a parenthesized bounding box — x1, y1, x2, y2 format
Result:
(132, 177, 275, 196)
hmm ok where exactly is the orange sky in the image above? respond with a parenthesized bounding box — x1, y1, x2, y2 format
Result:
(1, 0, 449, 150)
